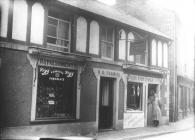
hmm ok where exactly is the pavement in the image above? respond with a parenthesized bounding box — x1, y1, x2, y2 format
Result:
(1, 115, 194, 140)
(91, 114, 195, 140)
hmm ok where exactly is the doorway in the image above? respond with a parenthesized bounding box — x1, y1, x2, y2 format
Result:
(147, 84, 158, 126)
(98, 77, 114, 130)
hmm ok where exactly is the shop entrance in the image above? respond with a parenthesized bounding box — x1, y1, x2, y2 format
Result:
(147, 84, 158, 126)
(99, 77, 114, 130)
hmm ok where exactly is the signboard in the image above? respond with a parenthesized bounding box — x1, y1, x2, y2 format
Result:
(128, 75, 162, 83)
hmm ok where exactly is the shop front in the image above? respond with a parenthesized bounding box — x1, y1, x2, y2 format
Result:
(123, 72, 168, 129)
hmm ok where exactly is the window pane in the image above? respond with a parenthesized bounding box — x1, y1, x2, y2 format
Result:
(36, 66, 76, 120)
(127, 32, 135, 61)
(31, 3, 44, 44)
(163, 43, 168, 68)
(151, 39, 157, 65)
(58, 21, 69, 40)
(89, 21, 99, 55)
(12, 0, 28, 41)
(76, 17, 87, 52)
(101, 27, 107, 41)
(157, 41, 163, 67)
(48, 25, 57, 37)
(48, 17, 58, 25)
(0, 0, 9, 37)
(127, 82, 142, 110)
(107, 28, 113, 42)
(119, 29, 126, 60)
(47, 37, 56, 44)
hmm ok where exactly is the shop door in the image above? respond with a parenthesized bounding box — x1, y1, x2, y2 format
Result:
(99, 77, 114, 130)
(147, 84, 158, 126)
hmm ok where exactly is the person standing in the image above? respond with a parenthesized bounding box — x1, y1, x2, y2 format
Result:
(152, 93, 162, 127)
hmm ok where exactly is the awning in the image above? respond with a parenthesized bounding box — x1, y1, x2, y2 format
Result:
(57, 0, 171, 40)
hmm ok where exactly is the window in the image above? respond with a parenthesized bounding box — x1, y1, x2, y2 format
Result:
(126, 82, 143, 111)
(47, 14, 71, 51)
(0, 0, 9, 37)
(89, 21, 99, 55)
(76, 17, 87, 52)
(163, 43, 168, 68)
(157, 41, 163, 67)
(35, 66, 77, 120)
(31, 3, 44, 44)
(118, 29, 126, 60)
(101, 26, 114, 59)
(12, 0, 28, 41)
(127, 32, 146, 64)
(151, 39, 157, 66)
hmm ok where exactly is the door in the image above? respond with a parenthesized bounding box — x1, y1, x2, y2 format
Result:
(147, 84, 158, 126)
(99, 77, 114, 130)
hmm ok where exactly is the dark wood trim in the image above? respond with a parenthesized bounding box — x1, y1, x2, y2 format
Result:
(26, 0, 33, 45)
(7, 0, 14, 40)
(42, 4, 48, 47)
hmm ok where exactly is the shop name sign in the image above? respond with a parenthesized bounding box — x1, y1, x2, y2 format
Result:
(39, 66, 75, 81)
(128, 75, 162, 83)
(97, 69, 121, 77)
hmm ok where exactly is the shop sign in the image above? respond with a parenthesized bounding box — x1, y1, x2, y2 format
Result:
(97, 69, 121, 77)
(128, 75, 162, 83)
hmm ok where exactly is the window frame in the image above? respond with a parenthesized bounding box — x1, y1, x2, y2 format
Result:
(100, 25, 115, 60)
(126, 81, 143, 111)
(47, 15, 71, 51)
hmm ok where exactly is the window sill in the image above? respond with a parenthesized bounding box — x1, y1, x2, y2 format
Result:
(124, 110, 143, 113)
(31, 118, 77, 124)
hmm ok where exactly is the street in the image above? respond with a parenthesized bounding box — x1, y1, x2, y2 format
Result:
(143, 128, 195, 140)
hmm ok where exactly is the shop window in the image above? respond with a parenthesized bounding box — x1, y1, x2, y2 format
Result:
(101, 26, 114, 59)
(157, 41, 163, 67)
(35, 66, 77, 120)
(89, 20, 99, 55)
(12, 0, 28, 41)
(127, 32, 146, 64)
(30, 3, 44, 44)
(118, 29, 126, 60)
(126, 82, 143, 111)
(0, 0, 9, 37)
(151, 39, 157, 66)
(76, 17, 87, 53)
(47, 11, 71, 51)
(163, 43, 168, 68)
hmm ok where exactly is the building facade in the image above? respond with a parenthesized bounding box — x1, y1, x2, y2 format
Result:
(0, 0, 171, 138)
(115, 0, 194, 122)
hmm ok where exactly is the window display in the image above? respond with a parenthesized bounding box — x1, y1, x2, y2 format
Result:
(35, 66, 77, 120)
(126, 82, 143, 111)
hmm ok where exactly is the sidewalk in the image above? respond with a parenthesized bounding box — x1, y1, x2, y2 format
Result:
(91, 115, 195, 140)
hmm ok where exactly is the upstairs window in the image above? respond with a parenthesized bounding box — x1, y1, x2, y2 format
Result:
(157, 41, 163, 67)
(101, 26, 114, 60)
(128, 32, 146, 65)
(47, 12, 71, 51)
(0, 0, 9, 37)
(163, 43, 168, 68)
(118, 29, 126, 60)
(151, 39, 157, 66)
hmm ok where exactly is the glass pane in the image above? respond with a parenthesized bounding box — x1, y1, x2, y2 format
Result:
(106, 44, 112, 58)
(107, 28, 113, 42)
(151, 39, 157, 65)
(47, 37, 56, 44)
(48, 17, 57, 25)
(158, 41, 163, 67)
(101, 27, 107, 41)
(47, 25, 57, 37)
(127, 82, 142, 110)
(102, 82, 109, 106)
(101, 42, 107, 57)
(36, 66, 76, 119)
(163, 43, 168, 68)
(57, 39, 69, 48)
(58, 21, 69, 40)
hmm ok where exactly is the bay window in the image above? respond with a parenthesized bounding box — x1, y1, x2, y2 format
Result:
(101, 26, 114, 59)
(127, 32, 146, 65)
